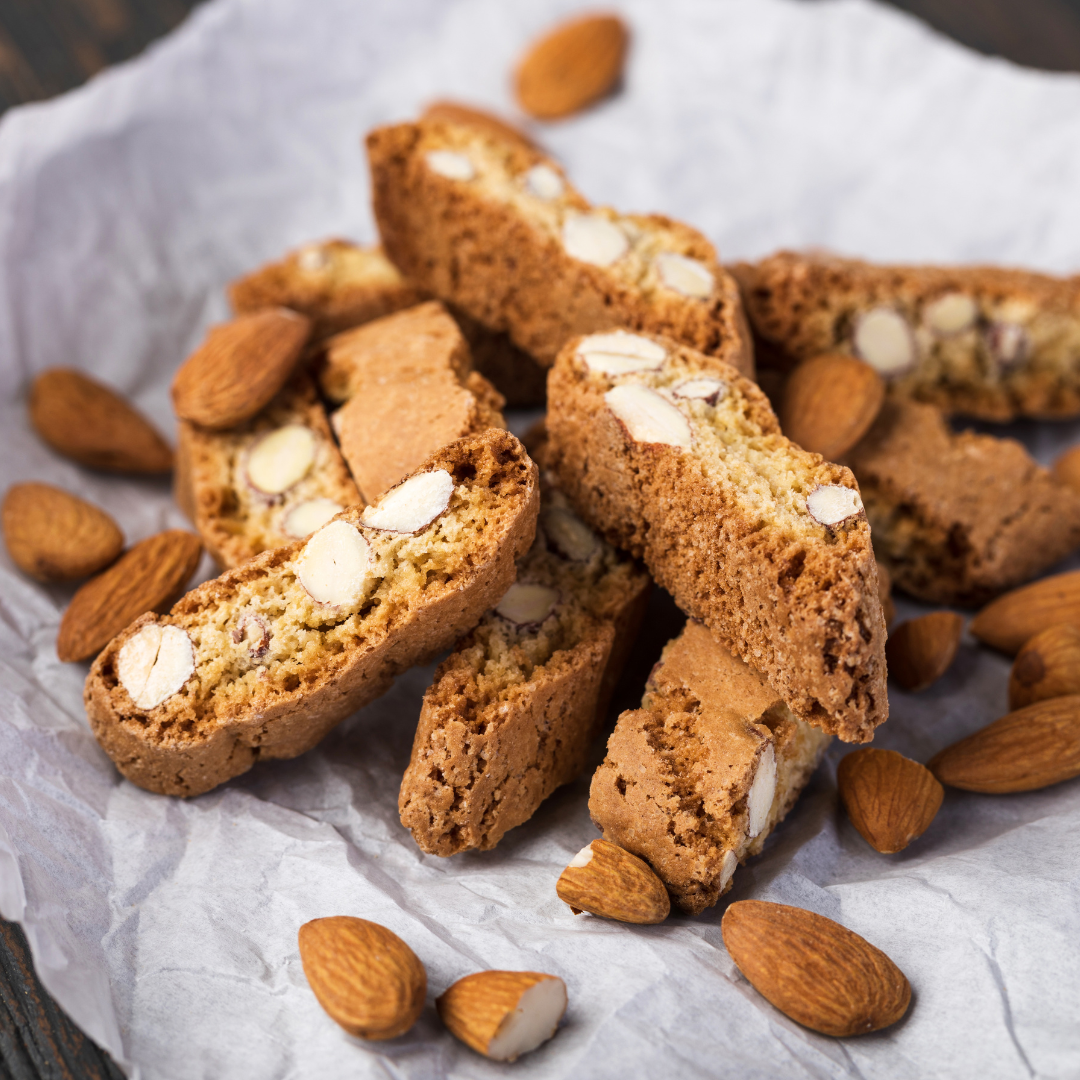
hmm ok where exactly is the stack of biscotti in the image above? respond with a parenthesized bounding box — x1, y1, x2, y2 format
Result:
(85, 430, 539, 797)
(545, 328, 888, 743)
(733, 250, 1080, 420)
(366, 119, 754, 374)
(399, 481, 650, 855)
(590, 621, 832, 913)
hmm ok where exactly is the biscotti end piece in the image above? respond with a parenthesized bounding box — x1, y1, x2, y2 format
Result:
(367, 119, 753, 375)
(228, 240, 423, 341)
(399, 484, 650, 855)
(546, 329, 888, 743)
(734, 250, 1080, 420)
(846, 398, 1080, 605)
(590, 621, 831, 914)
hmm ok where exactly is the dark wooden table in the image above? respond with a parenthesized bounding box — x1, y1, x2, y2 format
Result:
(2, 0, 1080, 1076)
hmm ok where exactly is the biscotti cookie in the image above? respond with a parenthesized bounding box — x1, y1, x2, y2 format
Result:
(399, 483, 650, 855)
(367, 119, 753, 374)
(85, 429, 539, 797)
(733, 250, 1080, 420)
(844, 399, 1080, 605)
(590, 621, 832, 914)
(175, 372, 359, 569)
(545, 329, 887, 742)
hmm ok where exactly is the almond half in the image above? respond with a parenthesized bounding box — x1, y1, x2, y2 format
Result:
(969, 570, 1080, 655)
(722, 900, 911, 1037)
(885, 612, 964, 691)
(1009, 624, 1080, 710)
(837, 748, 943, 853)
(928, 695, 1080, 793)
(298, 917, 426, 1040)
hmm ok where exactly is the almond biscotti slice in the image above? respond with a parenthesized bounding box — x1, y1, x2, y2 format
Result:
(546, 329, 887, 742)
(399, 484, 650, 855)
(590, 621, 831, 914)
(366, 119, 753, 374)
(86, 429, 539, 797)
(175, 372, 360, 569)
(733, 250, 1080, 420)
(845, 399, 1080, 606)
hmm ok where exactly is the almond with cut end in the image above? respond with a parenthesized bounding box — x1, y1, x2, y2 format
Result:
(514, 13, 629, 121)
(852, 308, 916, 377)
(838, 748, 943, 853)
(30, 368, 173, 473)
(605, 384, 691, 448)
(969, 571, 1080, 655)
(2, 483, 123, 582)
(298, 917, 426, 1041)
(171, 308, 311, 430)
(422, 100, 536, 150)
(556, 838, 670, 923)
(722, 900, 911, 1037)
(780, 353, 884, 460)
(295, 519, 371, 608)
(885, 612, 964, 691)
(57, 530, 202, 662)
(437, 971, 566, 1061)
(360, 470, 455, 534)
(928, 695, 1080, 793)
(1009, 624, 1080, 710)
(1052, 444, 1080, 496)
(805, 484, 863, 527)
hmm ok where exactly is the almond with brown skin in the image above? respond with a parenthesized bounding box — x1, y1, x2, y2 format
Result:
(298, 917, 426, 1040)
(885, 611, 964, 691)
(422, 100, 537, 150)
(2, 483, 123, 582)
(57, 530, 202, 662)
(556, 838, 670, 924)
(1052, 444, 1080, 495)
(969, 570, 1080, 655)
(514, 13, 629, 121)
(1009, 624, 1080, 710)
(780, 353, 885, 460)
(837, 748, 943, 853)
(437, 971, 567, 1061)
(722, 900, 910, 1037)
(928, 695, 1080, 793)
(171, 308, 312, 430)
(29, 369, 173, 473)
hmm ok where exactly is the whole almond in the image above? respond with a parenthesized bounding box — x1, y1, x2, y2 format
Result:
(57, 530, 202, 662)
(422, 100, 537, 150)
(1009, 624, 1080, 710)
(437, 970, 567, 1061)
(171, 308, 312, 430)
(837, 748, 943, 853)
(1052, 443, 1080, 495)
(30, 368, 173, 473)
(928, 695, 1080, 793)
(556, 838, 670, 924)
(2, 483, 123, 582)
(514, 13, 629, 121)
(298, 917, 426, 1040)
(969, 570, 1080, 655)
(780, 353, 885, 461)
(722, 900, 911, 1037)
(885, 611, 964, 691)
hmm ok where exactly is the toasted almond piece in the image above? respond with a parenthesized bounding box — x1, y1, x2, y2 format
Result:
(746, 744, 777, 839)
(495, 582, 560, 627)
(805, 484, 863, 526)
(1009, 624, 1080, 710)
(422, 100, 536, 150)
(780, 353, 885, 460)
(2, 483, 123, 582)
(295, 520, 371, 607)
(425, 149, 476, 181)
(969, 570, 1080, 655)
(577, 330, 667, 375)
(984, 321, 1030, 371)
(281, 497, 343, 539)
(523, 164, 564, 200)
(923, 292, 977, 336)
(298, 917, 426, 1041)
(514, 13, 629, 121)
(672, 377, 726, 405)
(437, 971, 567, 1061)
(885, 612, 964, 692)
(852, 308, 916, 377)
(117, 623, 195, 710)
(556, 838, 670, 923)
(56, 530, 202, 663)
(360, 470, 455, 534)
(928, 695, 1080, 793)
(654, 252, 713, 299)
(1052, 444, 1080, 496)
(605, 384, 691, 448)
(562, 214, 628, 267)
(171, 308, 311, 430)
(837, 748, 943, 853)
(245, 425, 318, 496)
(722, 900, 911, 1037)
(29, 368, 173, 473)
(541, 506, 598, 562)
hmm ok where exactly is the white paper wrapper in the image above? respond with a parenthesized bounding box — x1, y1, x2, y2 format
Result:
(1, 0, 1079, 1076)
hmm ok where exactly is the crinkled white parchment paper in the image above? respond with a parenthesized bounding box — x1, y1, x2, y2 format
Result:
(1, 1, 1079, 1076)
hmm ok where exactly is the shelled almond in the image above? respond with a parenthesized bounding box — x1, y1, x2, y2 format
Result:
(969, 571, 1080, 655)
(556, 839, 670, 924)
(1009, 624, 1080, 710)
(885, 612, 964, 691)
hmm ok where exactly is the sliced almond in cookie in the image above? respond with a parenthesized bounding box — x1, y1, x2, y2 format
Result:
(171, 308, 312, 430)
(562, 214, 628, 267)
(425, 149, 476, 181)
(605, 384, 691, 448)
(30, 368, 173, 473)
(885, 612, 964, 692)
(924, 292, 977, 336)
(672, 377, 726, 405)
(1009, 624, 1080, 710)
(282, 497, 343, 539)
(2, 482, 123, 582)
(117, 623, 195, 710)
(523, 164, 564, 200)
(577, 331, 666, 376)
(852, 308, 916, 377)
(556, 839, 670, 923)
(360, 470, 456, 534)
(654, 252, 713, 298)
(541, 506, 598, 561)
(245, 424, 317, 496)
(805, 484, 863, 526)
(295, 519, 372, 607)
(494, 582, 559, 627)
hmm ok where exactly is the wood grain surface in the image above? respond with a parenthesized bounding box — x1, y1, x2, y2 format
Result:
(2, 0, 1079, 1077)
